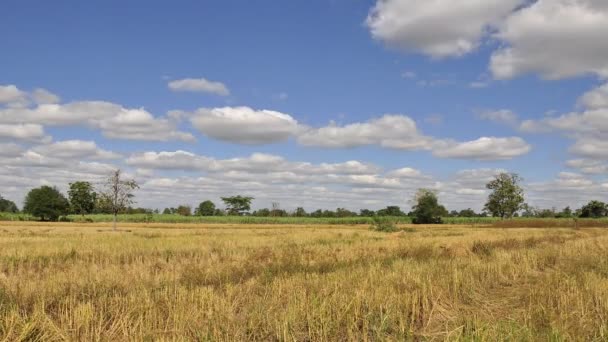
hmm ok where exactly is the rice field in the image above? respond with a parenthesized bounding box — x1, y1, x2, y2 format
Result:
(1, 221, 608, 340)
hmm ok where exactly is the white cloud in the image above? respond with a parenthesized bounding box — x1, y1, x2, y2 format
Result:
(366, 0, 523, 58)
(432, 137, 531, 160)
(491, 0, 608, 79)
(31, 88, 60, 104)
(0, 100, 194, 142)
(168, 78, 230, 96)
(297, 114, 433, 149)
(0, 143, 24, 157)
(578, 82, 608, 110)
(0, 123, 50, 142)
(566, 159, 608, 175)
(189, 106, 299, 144)
(0, 84, 28, 107)
(519, 83, 608, 159)
(569, 138, 608, 159)
(31, 140, 120, 160)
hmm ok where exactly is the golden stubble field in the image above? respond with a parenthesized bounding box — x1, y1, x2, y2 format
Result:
(1, 221, 608, 341)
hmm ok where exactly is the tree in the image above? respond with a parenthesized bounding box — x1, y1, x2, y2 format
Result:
(557, 206, 573, 218)
(23, 186, 69, 221)
(484, 173, 525, 219)
(294, 207, 307, 217)
(458, 208, 477, 217)
(221, 195, 254, 215)
(68, 181, 97, 216)
(377, 206, 405, 216)
(0, 195, 18, 213)
(411, 189, 445, 224)
(98, 169, 139, 231)
(359, 209, 375, 217)
(162, 208, 172, 215)
(579, 201, 607, 218)
(197, 200, 216, 216)
(176, 205, 192, 216)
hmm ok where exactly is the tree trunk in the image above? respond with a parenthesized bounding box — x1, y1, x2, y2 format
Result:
(113, 213, 117, 231)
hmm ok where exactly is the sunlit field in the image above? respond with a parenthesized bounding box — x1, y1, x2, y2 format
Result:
(1, 221, 608, 341)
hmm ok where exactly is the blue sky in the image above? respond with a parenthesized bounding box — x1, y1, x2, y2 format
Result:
(1, 0, 608, 212)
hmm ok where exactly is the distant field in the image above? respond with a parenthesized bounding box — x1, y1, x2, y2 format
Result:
(0, 212, 500, 225)
(2, 212, 607, 228)
(1, 221, 608, 340)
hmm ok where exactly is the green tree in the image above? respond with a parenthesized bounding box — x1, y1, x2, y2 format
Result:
(176, 205, 192, 216)
(23, 186, 69, 221)
(294, 207, 307, 217)
(359, 209, 375, 217)
(458, 208, 477, 217)
(484, 173, 525, 219)
(221, 195, 254, 215)
(0, 195, 18, 213)
(98, 169, 139, 231)
(411, 189, 445, 224)
(579, 201, 607, 218)
(68, 181, 97, 216)
(197, 200, 216, 216)
(377, 206, 404, 216)
(557, 206, 573, 218)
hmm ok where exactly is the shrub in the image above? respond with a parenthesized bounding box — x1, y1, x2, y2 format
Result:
(370, 216, 398, 232)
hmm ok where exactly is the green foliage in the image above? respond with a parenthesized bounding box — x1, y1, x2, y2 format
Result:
(411, 189, 445, 224)
(294, 207, 307, 217)
(579, 201, 607, 218)
(359, 209, 375, 217)
(458, 208, 477, 217)
(176, 205, 192, 216)
(0, 195, 18, 213)
(370, 216, 398, 232)
(485, 172, 525, 219)
(196, 200, 216, 216)
(68, 181, 97, 215)
(23, 186, 69, 221)
(221, 195, 254, 215)
(377, 206, 405, 216)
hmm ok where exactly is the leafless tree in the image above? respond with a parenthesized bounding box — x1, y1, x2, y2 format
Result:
(98, 169, 139, 231)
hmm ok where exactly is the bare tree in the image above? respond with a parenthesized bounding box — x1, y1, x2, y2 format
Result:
(98, 169, 139, 231)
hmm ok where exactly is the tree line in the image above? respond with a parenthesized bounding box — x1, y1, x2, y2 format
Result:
(3, 171, 608, 224)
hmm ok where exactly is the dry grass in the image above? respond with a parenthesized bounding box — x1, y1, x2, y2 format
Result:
(1, 222, 608, 341)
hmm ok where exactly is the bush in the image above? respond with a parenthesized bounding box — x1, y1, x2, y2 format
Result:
(370, 217, 398, 232)
(411, 189, 446, 224)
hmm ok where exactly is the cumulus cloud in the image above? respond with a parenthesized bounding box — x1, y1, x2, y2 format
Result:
(31, 88, 60, 104)
(366, 0, 523, 58)
(578, 83, 608, 110)
(127, 151, 381, 176)
(0, 84, 28, 107)
(520, 83, 608, 159)
(0, 96, 194, 142)
(566, 159, 608, 175)
(298, 114, 434, 149)
(0, 123, 50, 142)
(491, 0, 608, 79)
(168, 77, 230, 96)
(31, 140, 120, 160)
(189, 106, 299, 144)
(432, 137, 531, 160)
(297, 114, 530, 160)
